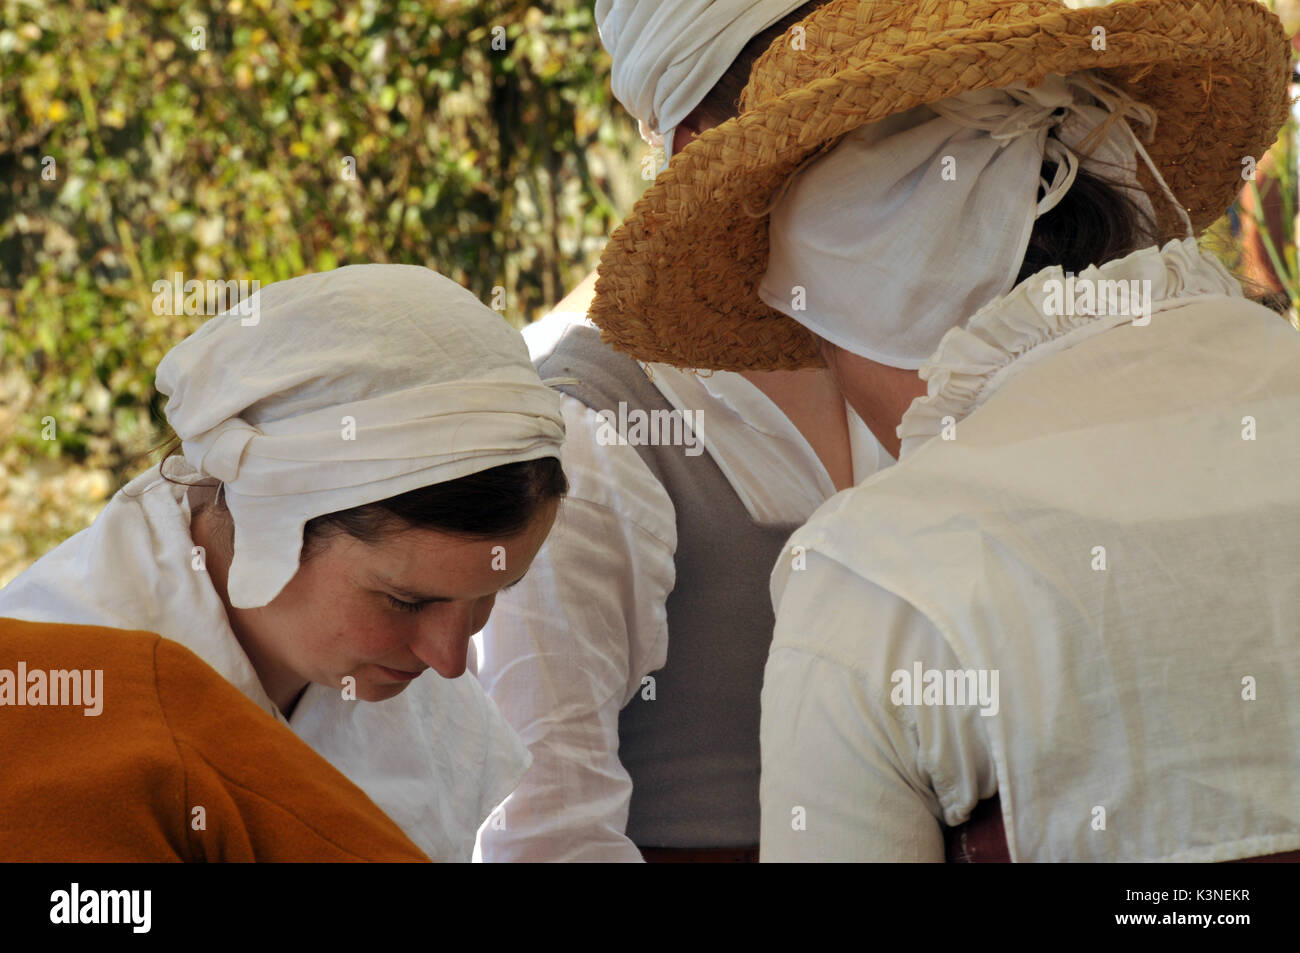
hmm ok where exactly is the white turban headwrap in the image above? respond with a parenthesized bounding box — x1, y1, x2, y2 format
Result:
(759, 71, 1196, 368)
(594, 0, 806, 159)
(155, 264, 566, 609)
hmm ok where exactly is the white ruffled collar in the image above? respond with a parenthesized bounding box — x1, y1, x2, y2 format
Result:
(897, 238, 1244, 459)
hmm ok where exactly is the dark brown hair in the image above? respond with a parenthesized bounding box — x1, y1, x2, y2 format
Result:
(298, 455, 566, 559)
(157, 437, 566, 560)
(1014, 153, 1289, 313)
(1013, 154, 1162, 287)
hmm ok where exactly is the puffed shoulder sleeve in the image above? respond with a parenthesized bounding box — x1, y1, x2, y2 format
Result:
(761, 548, 996, 862)
(474, 394, 675, 861)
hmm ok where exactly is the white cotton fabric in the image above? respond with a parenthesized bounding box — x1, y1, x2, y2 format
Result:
(0, 457, 531, 862)
(761, 240, 1300, 861)
(154, 263, 565, 609)
(759, 71, 1195, 369)
(472, 308, 890, 861)
(594, 0, 807, 157)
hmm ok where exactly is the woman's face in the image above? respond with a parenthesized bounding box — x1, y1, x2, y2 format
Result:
(224, 499, 559, 705)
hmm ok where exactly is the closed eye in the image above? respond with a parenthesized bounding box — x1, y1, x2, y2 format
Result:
(382, 568, 529, 612)
(386, 595, 430, 614)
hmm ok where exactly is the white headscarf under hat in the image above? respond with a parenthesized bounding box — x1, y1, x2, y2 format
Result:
(155, 264, 565, 609)
(594, 0, 806, 159)
(758, 71, 1195, 369)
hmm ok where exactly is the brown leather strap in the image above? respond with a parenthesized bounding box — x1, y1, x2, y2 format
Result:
(639, 846, 760, 863)
(946, 794, 1300, 862)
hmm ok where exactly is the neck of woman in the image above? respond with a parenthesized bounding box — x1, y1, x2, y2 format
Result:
(739, 367, 856, 492)
(187, 486, 310, 718)
(813, 346, 929, 462)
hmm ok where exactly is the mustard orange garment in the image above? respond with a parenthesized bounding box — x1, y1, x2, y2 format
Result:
(0, 617, 429, 862)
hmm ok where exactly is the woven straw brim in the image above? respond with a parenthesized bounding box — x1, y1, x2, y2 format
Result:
(590, 0, 1295, 371)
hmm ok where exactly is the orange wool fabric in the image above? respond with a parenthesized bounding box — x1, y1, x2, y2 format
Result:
(0, 617, 429, 862)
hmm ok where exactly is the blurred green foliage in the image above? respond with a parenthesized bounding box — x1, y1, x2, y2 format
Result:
(0, 0, 649, 575)
(1, 0, 647, 462)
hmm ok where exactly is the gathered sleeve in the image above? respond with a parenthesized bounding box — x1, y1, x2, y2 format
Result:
(760, 549, 997, 861)
(474, 395, 676, 862)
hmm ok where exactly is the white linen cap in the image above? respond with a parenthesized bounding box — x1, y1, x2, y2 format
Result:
(594, 0, 807, 158)
(155, 264, 565, 609)
(758, 71, 1195, 369)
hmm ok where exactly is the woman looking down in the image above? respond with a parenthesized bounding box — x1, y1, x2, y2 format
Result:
(0, 264, 566, 861)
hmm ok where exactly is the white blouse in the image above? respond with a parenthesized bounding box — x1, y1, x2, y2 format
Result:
(473, 309, 889, 861)
(760, 238, 1300, 861)
(0, 458, 530, 862)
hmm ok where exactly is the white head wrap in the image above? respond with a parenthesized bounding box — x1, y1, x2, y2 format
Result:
(594, 0, 806, 159)
(758, 71, 1196, 368)
(155, 264, 565, 609)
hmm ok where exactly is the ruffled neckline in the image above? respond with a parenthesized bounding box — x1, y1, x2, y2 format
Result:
(896, 237, 1244, 459)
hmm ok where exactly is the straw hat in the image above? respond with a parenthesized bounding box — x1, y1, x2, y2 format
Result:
(589, 0, 1295, 371)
